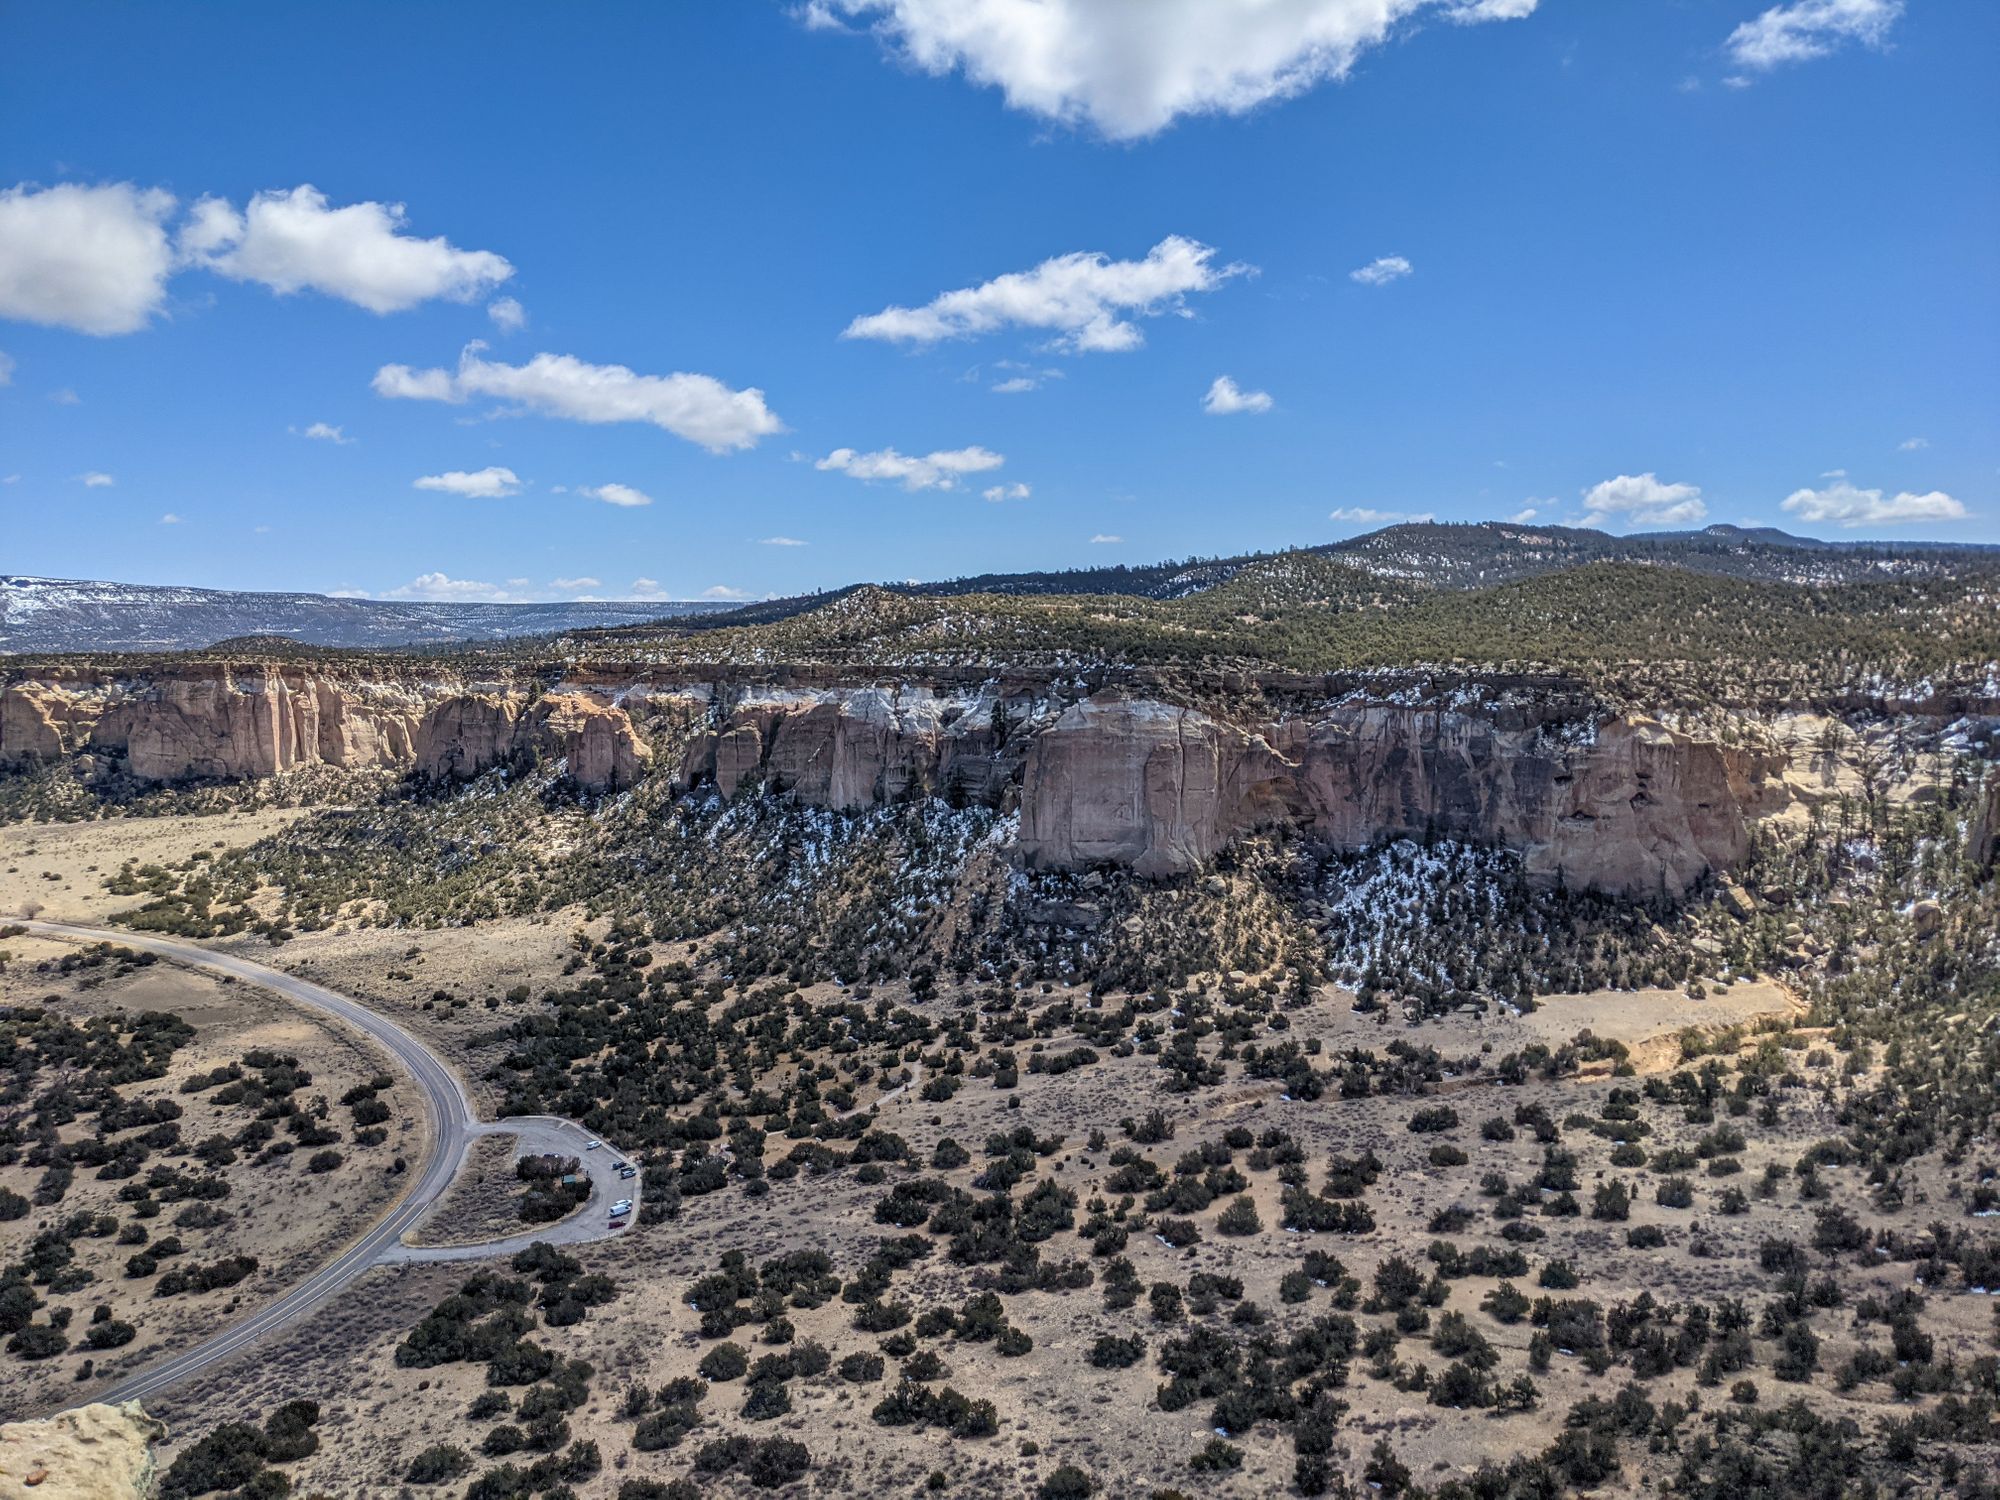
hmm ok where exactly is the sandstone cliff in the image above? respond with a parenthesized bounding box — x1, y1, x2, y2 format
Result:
(0, 1401, 165, 1499)
(1014, 696, 1784, 895)
(0, 667, 645, 794)
(0, 661, 1947, 898)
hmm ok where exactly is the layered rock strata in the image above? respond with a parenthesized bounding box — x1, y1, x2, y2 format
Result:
(3, 662, 1958, 897)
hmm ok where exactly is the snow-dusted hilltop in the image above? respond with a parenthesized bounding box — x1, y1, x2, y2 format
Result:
(0, 576, 726, 654)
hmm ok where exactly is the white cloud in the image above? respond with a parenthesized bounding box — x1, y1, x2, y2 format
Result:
(702, 585, 752, 600)
(810, 0, 1540, 140)
(1329, 506, 1434, 526)
(817, 444, 1005, 491)
(577, 482, 653, 508)
(382, 571, 513, 601)
(982, 481, 1032, 502)
(550, 575, 601, 590)
(487, 295, 527, 332)
(49, 387, 80, 405)
(992, 377, 1038, 393)
(1780, 480, 1967, 529)
(1089, 533, 1123, 544)
(760, 535, 808, 546)
(181, 185, 512, 314)
(296, 421, 353, 444)
(414, 465, 521, 498)
(628, 577, 667, 599)
(0, 182, 177, 335)
(0, 350, 12, 384)
(1725, 0, 1902, 72)
(843, 235, 1247, 354)
(1579, 472, 1707, 529)
(158, 512, 181, 525)
(374, 343, 781, 452)
(1506, 506, 1540, 523)
(1349, 254, 1413, 286)
(1202, 375, 1273, 415)
(1897, 435, 1928, 451)
(77, 471, 115, 488)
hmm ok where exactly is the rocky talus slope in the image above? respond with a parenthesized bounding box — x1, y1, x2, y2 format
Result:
(0, 661, 1974, 897)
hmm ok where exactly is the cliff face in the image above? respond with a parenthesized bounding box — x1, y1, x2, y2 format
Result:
(0, 666, 644, 793)
(1, 664, 1814, 896)
(1014, 697, 1784, 895)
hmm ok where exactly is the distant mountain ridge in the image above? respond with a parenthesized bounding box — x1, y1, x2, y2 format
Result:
(11, 521, 1996, 657)
(0, 577, 729, 654)
(672, 520, 2000, 636)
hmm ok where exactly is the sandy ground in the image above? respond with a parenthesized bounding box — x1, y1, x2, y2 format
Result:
(0, 931, 416, 1418)
(7, 815, 1976, 1495)
(0, 809, 311, 927)
(126, 969, 1989, 1499)
(402, 1134, 523, 1249)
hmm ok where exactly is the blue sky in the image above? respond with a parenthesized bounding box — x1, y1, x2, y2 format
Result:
(3, 0, 1995, 602)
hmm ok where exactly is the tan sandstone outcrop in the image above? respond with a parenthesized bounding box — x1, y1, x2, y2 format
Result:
(414, 691, 649, 792)
(1017, 694, 1785, 897)
(0, 1401, 166, 1500)
(0, 669, 646, 794)
(0, 662, 1880, 896)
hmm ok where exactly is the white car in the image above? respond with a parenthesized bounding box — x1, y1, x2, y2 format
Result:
(610, 1198, 633, 1215)
(584, 1140, 603, 1151)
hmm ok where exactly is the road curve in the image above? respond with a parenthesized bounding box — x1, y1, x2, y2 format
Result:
(15, 920, 636, 1411)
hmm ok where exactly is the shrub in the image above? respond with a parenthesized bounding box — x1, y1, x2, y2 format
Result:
(1215, 1196, 1262, 1236)
(406, 1445, 472, 1484)
(1040, 1465, 1098, 1498)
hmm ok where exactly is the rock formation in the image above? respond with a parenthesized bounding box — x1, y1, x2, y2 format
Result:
(1016, 695, 1784, 895)
(4, 659, 1973, 898)
(0, 1401, 166, 1499)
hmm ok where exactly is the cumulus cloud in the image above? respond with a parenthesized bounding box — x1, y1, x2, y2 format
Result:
(381, 571, 513, 601)
(577, 482, 653, 508)
(816, 445, 1005, 491)
(1780, 480, 1967, 529)
(809, 0, 1540, 140)
(982, 482, 1032, 502)
(760, 536, 807, 546)
(374, 343, 781, 452)
(1579, 473, 1707, 529)
(1329, 506, 1434, 526)
(1506, 505, 1541, 523)
(0, 182, 177, 334)
(180, 185, 512, 314)
(702, 585, 752, 600)
(843, 236, 1246, 354)
(550, 576, 601, 590)
(296, 421, 353, 444)
(1726, 0, 1902, 72)
(487, 296, 527, 332)
(1897, 435, 1928, 451)
(77, 471, 115, 488)
(158, 513, 181, 525)
(414, 465, 521, 498)
(1349, 254, 1413, 286)
(1203, 375, 1273, 415)
(1089, 533, 1123, 544)
(991, 377, 1037, 393)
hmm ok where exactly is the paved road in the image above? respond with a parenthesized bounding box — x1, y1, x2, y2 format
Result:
(14, 920, 637, 1410)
